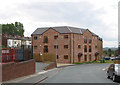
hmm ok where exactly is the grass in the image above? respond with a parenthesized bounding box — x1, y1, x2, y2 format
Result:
(73, 60, 114, 64)
(104, 60, 114, 63)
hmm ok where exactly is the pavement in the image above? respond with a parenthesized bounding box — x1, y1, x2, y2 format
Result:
(57, 63, 76, 68)
(2, 68, 60, 84)
(35, 62, 49, 72)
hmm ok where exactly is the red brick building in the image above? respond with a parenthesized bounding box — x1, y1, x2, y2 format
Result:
(32, 26, 103, 63)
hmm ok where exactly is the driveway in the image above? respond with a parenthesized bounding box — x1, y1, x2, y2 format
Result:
(36, 62, 49, 72)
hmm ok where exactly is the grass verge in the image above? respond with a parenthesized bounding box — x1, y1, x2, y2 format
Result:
(73, 60, 114, 64)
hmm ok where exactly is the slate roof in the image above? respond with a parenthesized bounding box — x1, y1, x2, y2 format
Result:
(31, 26, 98, 36)
(4, 35, 31, 41)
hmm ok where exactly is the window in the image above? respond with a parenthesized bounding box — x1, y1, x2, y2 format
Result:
(14, 41, 16, 44)
(84, 45, 87, 52)
(89, 46, 92, 52)
(34, 36, 37, 40)
(78, 45, 81, 49)
(57, 55, 59, 59)
(64, 35, 68, 39)
(95, 45, 97, 48)
(64, 55, 68, 59)
(89, 55, 91, 61)
(84, 55, 87, 61)
(34, 46, 37, 49)
(54, 35, 58, 39)
(64, 45, 68, 49)
(8, 42, 11, 45)
(78, 35, 80, 40)
(44, 45, 48, 53)
(43, 36, 48, 43)
(89, 38, 92, 43)
(84, 37, 87, 43)
(54, 45, 58, 49)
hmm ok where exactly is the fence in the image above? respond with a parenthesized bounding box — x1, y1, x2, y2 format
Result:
(1, 48, 32, 64)
(33, 53, 56, 62)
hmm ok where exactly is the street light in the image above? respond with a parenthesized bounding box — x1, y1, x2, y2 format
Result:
(56, 37, 58, 67)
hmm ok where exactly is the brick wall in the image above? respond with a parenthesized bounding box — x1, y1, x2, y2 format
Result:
(32, 28, 71, 63)
(32, 28, 103, 64)
(1, 59, 35, 82)
(73, 30, 100, 63)
(44, 62, 57, 70)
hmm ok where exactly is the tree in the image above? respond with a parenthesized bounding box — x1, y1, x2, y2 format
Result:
(108, 48, 112, 57)
(2, 22, 24, 36)
(103, 50, 107, 56)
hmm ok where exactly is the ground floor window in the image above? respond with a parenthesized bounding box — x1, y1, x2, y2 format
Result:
(56, 55, 59, 59)
(84, 55, 87, 61)
(44, 45, 48, 53)
(89, 54, 91, 61)
(64, 55, 68, 59)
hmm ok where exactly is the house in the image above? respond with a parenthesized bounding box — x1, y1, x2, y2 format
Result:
(31, 26, 103, 63)
(2, 34, 31, 49)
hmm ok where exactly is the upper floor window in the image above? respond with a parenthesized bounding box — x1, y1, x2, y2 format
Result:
(78, 45, 81, 49)
(44, 45, 48, 53)
(78, 35, 81, 40)
(34, 36, 37, 40)
(84, 37, 87, 43)
(89, 38, 92, 43)
(64, 45, 68, 49)
(43, 36, 48, 43)
(64, 35, 68, 39)
(54, 35, 58, 39)
(54, 45, 58, 49)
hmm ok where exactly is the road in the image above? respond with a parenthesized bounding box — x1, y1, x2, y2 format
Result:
(41, 64, 120, 83)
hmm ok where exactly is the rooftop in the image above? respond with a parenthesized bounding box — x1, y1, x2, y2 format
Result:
(32, 26, 98, 36)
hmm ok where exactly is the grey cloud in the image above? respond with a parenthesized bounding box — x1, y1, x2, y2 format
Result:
(1, 1, 117, 42)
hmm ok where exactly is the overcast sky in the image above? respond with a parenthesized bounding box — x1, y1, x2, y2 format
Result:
(0, 0, 119, 48)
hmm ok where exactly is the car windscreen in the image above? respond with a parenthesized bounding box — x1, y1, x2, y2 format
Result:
(118, 65, 120, 69)
(115, 64, 120, 69)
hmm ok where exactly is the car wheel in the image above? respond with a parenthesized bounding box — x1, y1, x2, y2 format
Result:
(107, 75, 110, 79)
(112, 74, 117, 82)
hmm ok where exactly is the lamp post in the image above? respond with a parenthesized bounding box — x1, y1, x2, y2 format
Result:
(56, 37, 58, 67)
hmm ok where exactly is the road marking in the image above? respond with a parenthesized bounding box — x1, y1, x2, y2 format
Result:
(33, 77, 48, 85)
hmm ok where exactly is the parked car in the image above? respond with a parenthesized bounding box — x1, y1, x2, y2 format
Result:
(107, 64, 120, 82)
(115, 57, 120, 60)
(103, 57, 110, 60)
(110, 57, 116, 60)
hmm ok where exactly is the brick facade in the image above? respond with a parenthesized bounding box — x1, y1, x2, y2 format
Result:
(32, 27, 103, 64)
(1, 59, 35, 82)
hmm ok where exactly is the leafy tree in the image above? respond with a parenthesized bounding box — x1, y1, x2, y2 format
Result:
(103, 50, 107, 56)
(108, 48, 112, 57)
(2, 22, 24, 36)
